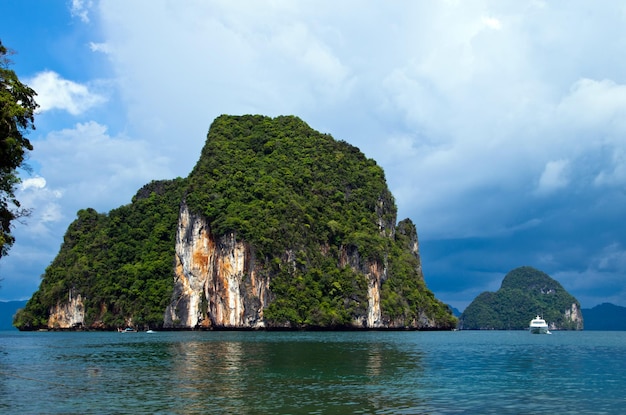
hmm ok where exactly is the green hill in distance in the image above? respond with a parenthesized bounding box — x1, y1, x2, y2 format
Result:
(459, 266, 583, 330)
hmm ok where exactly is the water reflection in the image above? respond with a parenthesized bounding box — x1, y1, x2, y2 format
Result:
(169, 340, 248, 413)
(365, 342, 385, 378)
(0, 331, 426, 414)
(165, 332, 425, 414)
(3, 331, 626, 414)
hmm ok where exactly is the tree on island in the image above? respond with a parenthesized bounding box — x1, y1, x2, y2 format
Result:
(0, 40, 38, 261)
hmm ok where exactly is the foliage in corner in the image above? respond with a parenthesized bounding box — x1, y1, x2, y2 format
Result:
(0, 40, 38, 260)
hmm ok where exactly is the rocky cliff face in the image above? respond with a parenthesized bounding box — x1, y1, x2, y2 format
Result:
(336, 244, 386, 328)
(164, 202, 270, 328)
(563, 302, 584, 330)
(39, 179, 442, 331)
(165, 201, 396, 329)
(48, 289, 85, 329)
(161, 190, 443, 329)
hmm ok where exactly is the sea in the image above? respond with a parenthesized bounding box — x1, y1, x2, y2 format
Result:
(0, 330, 625, 414)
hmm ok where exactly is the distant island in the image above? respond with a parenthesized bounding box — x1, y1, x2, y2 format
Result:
(0, 300, 26, 330)
(459, 266, 583, 330)
(14, 115, 456, 331)
(582, 303, 626, 330)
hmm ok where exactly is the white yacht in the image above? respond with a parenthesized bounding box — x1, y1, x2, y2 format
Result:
(529, 315, 551, 334)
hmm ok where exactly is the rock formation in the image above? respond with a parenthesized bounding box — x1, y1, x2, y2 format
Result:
(14, 115, 456, 331)
(163, 204, 432, 329)
(48, 289, 85, 329)
(164, 202, 270, 328)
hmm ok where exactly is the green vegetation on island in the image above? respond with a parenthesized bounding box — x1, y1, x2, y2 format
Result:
(15, 115, 456, 330)
(14, 179, 185, 329)
(459, 266, 582, 330)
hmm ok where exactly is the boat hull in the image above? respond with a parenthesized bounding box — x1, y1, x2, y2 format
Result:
(529, 316, 551, 334)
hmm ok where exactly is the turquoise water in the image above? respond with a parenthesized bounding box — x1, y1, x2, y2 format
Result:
(0, 330, 625, 414)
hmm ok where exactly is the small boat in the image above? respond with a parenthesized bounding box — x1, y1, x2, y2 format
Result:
(146, 329, 156, 333)
(119, 327, 137, 333)
(529, 315, 551, 334)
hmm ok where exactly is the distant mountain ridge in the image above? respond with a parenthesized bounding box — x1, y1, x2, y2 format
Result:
(0, 300, 26, 330)
(582, 303, 626, 330)
(459, 266, 583, 330)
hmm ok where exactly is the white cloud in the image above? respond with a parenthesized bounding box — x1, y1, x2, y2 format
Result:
(8, 0, 626, 307)
(89, 42, 111, 54)
(481, 16, 502, 30)
(16, 174, 63, 237)
(92, 1, 626, 240)
(2, 117, 175, 299)
(594, 148, 626, 187)
(20, 176, 46, 191)
(70, 0, 92, 23)
(557, 78, 626, 130)
(4, 120, 173, 285)
(28, 71, 105, 115)
(269, 21, 353, 97)
(536, 159, 570, 195)
(34, 121, 172, 212)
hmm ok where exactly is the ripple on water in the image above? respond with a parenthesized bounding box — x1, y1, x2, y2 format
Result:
(1, 330, 626, 414)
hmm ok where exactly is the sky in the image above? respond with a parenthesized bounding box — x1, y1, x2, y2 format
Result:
(1, 1, 626, 311)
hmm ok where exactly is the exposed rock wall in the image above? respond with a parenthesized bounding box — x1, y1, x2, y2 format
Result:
(42, 197, 427, 330)
(564, 302, 584, 330)
(165, 201, 399, 329)
(164, 202, 270, 328)
(366, 261, 383, 328)
(48, 289, 85, 329)
(337, 245, 386, 328)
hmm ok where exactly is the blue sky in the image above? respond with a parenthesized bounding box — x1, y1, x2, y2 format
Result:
(2, 1, 626, 311)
